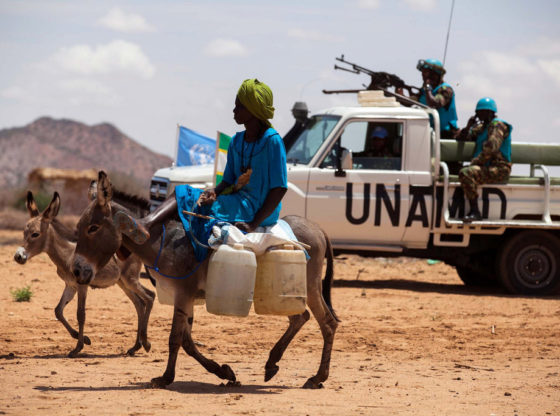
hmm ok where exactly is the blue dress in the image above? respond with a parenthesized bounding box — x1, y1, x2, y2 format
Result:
(175, 127, 287, 260)
(216, 127, 288, 226)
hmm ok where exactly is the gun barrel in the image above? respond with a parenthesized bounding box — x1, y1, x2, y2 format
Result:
(322, 89, 364, 94)
(334, 64, 359, 74)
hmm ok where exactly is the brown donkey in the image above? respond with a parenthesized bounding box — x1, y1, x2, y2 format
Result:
(14, 191, 155, 357)
(72, 171, 339, 389)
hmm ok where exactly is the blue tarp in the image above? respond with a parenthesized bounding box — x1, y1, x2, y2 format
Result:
(176, 126, 215, 167)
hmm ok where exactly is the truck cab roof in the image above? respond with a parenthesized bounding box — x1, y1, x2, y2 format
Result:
(316, 105, 430, 121)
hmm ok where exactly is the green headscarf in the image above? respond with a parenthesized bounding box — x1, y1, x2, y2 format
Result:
(237, 78, 274, 127)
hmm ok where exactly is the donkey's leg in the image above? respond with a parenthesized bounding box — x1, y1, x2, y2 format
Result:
(55, 284, 92, 346)
(264, 311, 310, 382)
(121, 277, 155, 353)
(116, 280, 145, 356)
(69, 284, 89, 358)
(150, 305, 188, 388)
(301, 287, 338, 389)
(181, 312, 237, 383)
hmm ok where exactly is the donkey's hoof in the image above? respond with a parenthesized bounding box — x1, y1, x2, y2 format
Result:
(220, 364, 236, 382)
(84, 336, 91, 345)
(114, 211, 150, 245)
(125, 347, 137, 356)
(302, 378, 324, 389)
(150, 376, 172, 389)
(68, 348, 82, 358)
(264, 365, 279, 382)
(143, 341, 151, 353)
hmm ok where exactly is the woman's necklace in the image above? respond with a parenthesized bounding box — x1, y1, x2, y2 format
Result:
(241, 135, 258, 173)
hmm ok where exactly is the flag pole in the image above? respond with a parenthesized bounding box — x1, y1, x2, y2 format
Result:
(173, 124, 180, 167)
(213, 131, 220, 186)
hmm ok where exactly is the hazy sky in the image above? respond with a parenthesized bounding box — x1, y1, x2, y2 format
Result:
(1, 0, 559, 160)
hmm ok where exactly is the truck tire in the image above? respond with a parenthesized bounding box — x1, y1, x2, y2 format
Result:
(456, 266, 496, 287)
(498, 230, 560, 295)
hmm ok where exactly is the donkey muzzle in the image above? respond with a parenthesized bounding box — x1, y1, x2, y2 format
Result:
(14, 247, 28, 265)
(72, 256, 94, 285)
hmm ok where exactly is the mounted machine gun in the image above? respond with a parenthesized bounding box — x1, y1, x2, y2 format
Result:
(323, 55, 426, 108)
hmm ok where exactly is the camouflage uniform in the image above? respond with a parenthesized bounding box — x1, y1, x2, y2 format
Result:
(411, 84, 456, 139)
(411, 84, 454, 110)
(458, 120, 512, 200)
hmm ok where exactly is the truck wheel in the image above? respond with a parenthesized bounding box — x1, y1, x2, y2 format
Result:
(498, 230, 560, 295)
(456, 266, 496, 287)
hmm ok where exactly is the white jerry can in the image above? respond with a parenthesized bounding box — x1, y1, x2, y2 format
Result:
(254, 244, 307, 316)
(153, 271, 205, 306)
(205, 243, 257, 317)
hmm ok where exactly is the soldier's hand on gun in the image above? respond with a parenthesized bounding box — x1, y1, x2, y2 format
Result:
(197, 189, 217, 206)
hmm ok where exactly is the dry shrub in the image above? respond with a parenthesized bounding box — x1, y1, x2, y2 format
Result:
(108, 170, 149, 199)
(0, 208, 28, 230)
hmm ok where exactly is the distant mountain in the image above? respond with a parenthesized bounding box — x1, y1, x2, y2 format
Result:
(0, 117, 173, 191)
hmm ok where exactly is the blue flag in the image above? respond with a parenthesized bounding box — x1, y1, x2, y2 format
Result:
(176, 126, 215, 166)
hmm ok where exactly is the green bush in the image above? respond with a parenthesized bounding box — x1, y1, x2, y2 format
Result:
(11, 286, 33, 302)
(11, 188, 52, 212)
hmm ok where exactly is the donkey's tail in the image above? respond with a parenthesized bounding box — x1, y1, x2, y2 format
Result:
(322, 231, 341, 322)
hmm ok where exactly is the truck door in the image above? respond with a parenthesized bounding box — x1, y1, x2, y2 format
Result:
(306, 120, 410, 246)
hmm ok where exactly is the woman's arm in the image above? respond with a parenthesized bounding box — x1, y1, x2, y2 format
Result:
(235, 187, 287, 232)
(198, 180, 231, 205)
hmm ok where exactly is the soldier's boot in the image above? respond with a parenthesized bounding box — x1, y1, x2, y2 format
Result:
(463, 198, 482, 223)
(114, 196, 178, 244)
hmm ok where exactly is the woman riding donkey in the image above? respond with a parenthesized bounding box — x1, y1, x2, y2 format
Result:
(71, 81, 338, 388)
(115, 78, 287, 247)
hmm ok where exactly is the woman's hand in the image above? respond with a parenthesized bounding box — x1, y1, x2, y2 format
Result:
(197, 189, 217, 206)
(234, 221, 256, 233)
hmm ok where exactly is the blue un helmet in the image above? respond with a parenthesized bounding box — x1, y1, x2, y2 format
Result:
(416, 59, 446, 76)
(371, 126, 389, 139)
(475, 97, 497, 113)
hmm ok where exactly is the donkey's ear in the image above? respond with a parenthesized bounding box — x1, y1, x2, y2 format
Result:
(88, 180, 98, 201)
(96, 171, 113, 211)
(26, 191, 39, 218)
(42, 192, 61, 223)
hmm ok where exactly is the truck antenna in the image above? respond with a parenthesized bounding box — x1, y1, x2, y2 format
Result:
(442, 0, 456, 67)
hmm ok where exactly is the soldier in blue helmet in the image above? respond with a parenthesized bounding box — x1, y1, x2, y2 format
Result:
(456, 97, 513, 222)
(398, 59, 458, 139)
(355, 126, 393, 158)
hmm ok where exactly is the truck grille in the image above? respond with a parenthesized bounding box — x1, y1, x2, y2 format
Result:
(149, 177, 169, 211)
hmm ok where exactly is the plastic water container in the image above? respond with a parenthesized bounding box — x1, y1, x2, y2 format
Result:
(205, 243, 257, 317)
(153, 271, 205, 306)
(254, 244, 307, 316)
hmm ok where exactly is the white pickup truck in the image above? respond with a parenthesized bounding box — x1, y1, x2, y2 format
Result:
(149, 94, 560, 295)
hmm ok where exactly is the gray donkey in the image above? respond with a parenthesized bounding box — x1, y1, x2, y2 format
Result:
(72, 171, 339, 389)
(14, 191, 155, 357)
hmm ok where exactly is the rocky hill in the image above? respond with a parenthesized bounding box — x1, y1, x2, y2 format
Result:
(0, 117, 172, 191)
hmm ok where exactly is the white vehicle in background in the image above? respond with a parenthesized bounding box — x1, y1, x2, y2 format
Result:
(150, 163, 214, 209)
(150, 93, 560, 295)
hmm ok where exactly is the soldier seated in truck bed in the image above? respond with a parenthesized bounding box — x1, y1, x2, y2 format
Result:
(455, 97, 513, 222)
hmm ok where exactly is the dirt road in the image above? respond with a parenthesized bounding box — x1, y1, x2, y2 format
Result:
(1, 229, 558, 415)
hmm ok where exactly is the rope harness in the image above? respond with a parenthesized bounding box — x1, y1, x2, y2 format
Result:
(145, 223, 203, 280)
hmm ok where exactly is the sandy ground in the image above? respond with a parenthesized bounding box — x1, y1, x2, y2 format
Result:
(1, 228, 559, 416)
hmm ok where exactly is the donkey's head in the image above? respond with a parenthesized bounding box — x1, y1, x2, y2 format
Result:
(71, 171, 122, 284)
(14, 191, 61, 265)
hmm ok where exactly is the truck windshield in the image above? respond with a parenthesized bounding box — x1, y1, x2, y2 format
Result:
(286, 115, 340, 165)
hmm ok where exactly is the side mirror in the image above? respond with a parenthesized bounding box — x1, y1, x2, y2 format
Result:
(341, 149, 353, 170)
(335, 148, 352, 177)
